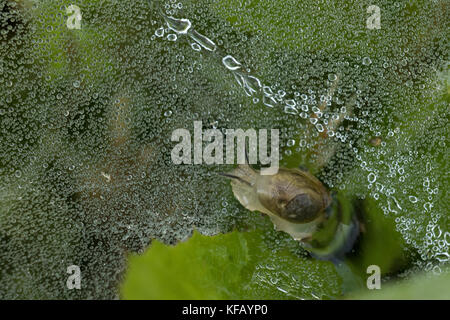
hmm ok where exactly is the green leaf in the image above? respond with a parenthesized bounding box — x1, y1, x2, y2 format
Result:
(121, 227, 343, 299)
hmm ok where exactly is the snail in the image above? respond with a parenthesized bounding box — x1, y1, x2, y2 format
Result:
(220, 153, 332, 242)
(221, 150, 361, 264)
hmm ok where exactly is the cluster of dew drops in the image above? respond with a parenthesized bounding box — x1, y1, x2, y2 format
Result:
(0, 0, 447, 298)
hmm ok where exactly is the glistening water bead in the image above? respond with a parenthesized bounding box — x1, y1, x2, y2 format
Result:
(368, 172, 377, 183)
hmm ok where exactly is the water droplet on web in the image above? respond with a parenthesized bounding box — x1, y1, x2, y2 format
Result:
(164, 16, 191, 34)
(284, 105, 298, 115)
(362, 57, 372, 66)
(189, 30, 216, 52)
(263, 95, 277, 108)
(368, 173, 377, 183)
(328, 73, 337, 81)
(315, 123, 324, 132)
(191, 43, 201, 51)
(222, 55, 241, 71)
(155, 27, 164, 37)
(167, 34, 177, 41)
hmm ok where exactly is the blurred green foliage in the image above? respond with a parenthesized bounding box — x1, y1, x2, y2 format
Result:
(346, 270, 450, 299)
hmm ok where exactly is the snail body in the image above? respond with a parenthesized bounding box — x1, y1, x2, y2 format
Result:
(222, 163, 332, 241)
